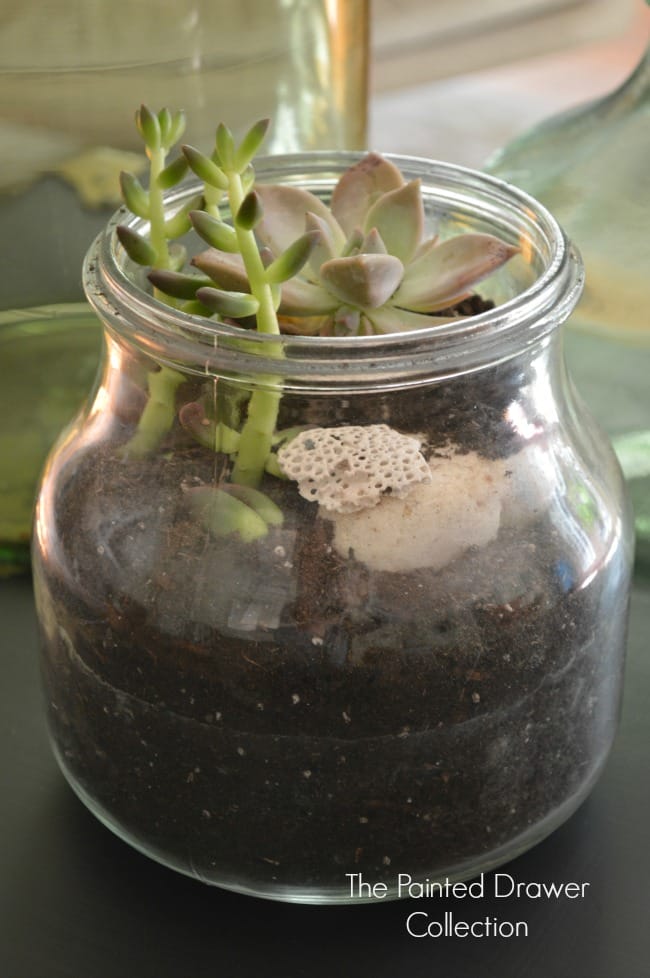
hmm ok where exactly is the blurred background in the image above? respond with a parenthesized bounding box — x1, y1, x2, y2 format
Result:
(371, 0, 644, 163)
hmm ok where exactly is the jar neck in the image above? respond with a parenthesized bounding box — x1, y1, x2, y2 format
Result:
(85, 154, 584, 393)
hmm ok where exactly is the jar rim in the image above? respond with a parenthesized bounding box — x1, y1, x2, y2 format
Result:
(84, 151, 584, 391)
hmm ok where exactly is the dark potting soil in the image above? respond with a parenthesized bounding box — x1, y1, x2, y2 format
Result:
(35, 358, 628, 898)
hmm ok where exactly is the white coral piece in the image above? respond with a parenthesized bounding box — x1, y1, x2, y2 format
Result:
(277, 424, 431, 514)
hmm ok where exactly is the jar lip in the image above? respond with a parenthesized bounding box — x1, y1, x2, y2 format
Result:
(84, 151, 584, 389)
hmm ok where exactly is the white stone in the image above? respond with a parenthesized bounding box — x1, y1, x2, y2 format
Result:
(328, 448, 508, 572)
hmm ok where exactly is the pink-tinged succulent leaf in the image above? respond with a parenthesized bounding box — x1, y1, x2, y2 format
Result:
(278, 314, 330, 335)
(305, 212, 338, 278)
(191, 250, 250, 291)
(341, 227, 364, 257)
(360, 228, 388, 254)
(413, 234, 440, 260)
(363, 180, 424, 264)
(359, 315, 377, 336)
(367, 306, 459, 333)
(394, 233, 519, 312)
(330, 152, 405, 236)
(320, 254, 404, 310)
(256, 185, 346, 257)
(333, 306, 361, 335)
(277, 278, 339, 316)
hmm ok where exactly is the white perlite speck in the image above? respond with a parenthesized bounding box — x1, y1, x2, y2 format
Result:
(277, 424, 431, 514)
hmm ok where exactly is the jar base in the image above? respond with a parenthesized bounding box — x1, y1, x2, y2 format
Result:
(51, 738, 611, 905)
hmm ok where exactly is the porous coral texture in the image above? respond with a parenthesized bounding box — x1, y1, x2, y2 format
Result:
(277, 424, 431, 514)
(329, 448, 510, 573)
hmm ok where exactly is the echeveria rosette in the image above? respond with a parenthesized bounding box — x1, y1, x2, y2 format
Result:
(192, 153, 519, 336)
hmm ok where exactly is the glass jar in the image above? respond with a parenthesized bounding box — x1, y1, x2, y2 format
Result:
(32, 155, 633, 903)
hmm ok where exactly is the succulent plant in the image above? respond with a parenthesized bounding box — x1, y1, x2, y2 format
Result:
(115, 108, 519, 541)
(190, 153, 519, 336)
(116, 110, 316, 539)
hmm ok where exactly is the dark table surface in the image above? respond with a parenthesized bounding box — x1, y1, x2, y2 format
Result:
(1, 571, 649, 978)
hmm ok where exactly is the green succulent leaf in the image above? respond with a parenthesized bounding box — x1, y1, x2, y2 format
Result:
(157, 108, 173, 145)
(394, 233, 520, 312)
(319, 254, 404, 309)
(225, 484, 284, 526)
(182, 144, 229, 190)
(180, 299, 214, 316)
(330, 152, 404, 235)
(148, 269, 213, 299)
(235, 118, 270, 171)
(119, 171, 150, 218)
(235, 191, 264, 231)
(163, 193, 204, 239)
(168, 110, 187, 148)
(135, 104, 161, 150)
(186, 486, 269, 542)
(215, 123, 236, 170)
(163, 210, 191, 240)
(265, 230, 320, 284)
(363, 179, 424, 264)
(157, 154, 190, 189)
(190, 211, 239, 251)
(241, 164, 256, 194)
(116, 225, 158, 266)
(196, 287, 260, 319)
(168, 243, 188, 272)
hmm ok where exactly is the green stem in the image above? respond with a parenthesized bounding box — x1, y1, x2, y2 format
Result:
(231, 387, 282, 487)
(227, 171, 282, 488)
(122, 366, 185, 458)
(228, 173, 279, 337)
(148, 147, 171, 270)
(124, 142, 181, 457)
(204, 183, 223, 219)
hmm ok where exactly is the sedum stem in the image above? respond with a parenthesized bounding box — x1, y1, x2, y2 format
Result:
(147, 147, 171, 271)
(227, 170, 282, 488)
(124, 137, 182, 457)
(227, 171, 278, 337)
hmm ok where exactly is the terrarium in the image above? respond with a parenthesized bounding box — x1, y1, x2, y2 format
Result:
(32, 116, 633, 903)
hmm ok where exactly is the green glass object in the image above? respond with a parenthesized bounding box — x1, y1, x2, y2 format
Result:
(0, 306, 101, 575)
(485, 36, 650, 568)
